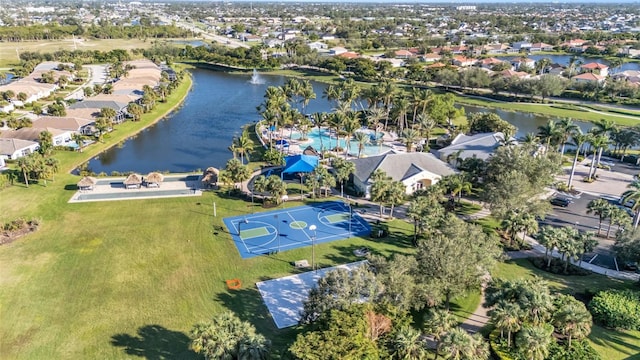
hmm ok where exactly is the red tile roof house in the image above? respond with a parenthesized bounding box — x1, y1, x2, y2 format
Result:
(562, 39, 588, 47)
(394, 49, 414, 59)
(478, 57, 506, 69)
(580, 62, 609, 76)
(500, 69, 530, 79)
(452, 56, 475, 67)
(338, 52, 360, 60)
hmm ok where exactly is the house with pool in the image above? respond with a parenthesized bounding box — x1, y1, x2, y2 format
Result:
(348, 152, 457, 198)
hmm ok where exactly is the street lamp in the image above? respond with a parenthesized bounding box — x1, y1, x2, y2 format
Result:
(309, 224, 317, 272)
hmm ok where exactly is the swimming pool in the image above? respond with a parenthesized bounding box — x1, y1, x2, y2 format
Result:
(293, 128, 392, 157)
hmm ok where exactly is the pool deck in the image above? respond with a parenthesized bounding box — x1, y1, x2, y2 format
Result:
(68, 174, 203, 203)
(261, 125, 400, 158)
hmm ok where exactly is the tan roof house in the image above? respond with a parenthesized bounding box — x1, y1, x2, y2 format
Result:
(572, 72, 606, 84)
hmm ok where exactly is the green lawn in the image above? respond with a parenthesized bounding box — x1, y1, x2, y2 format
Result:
(493, 258, 635, 295)
(455, 95, 640, 127)
(589, 325, 640, 360)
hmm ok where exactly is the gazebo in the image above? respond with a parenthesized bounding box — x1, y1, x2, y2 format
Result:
(77, 176, 97, 191)
(201, 167, 219, 189)
(281, 155, 319, 179)
(146, 172, 164, 188)
(123, 173, 143, 189)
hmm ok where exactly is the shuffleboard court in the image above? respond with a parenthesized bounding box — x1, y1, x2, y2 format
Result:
(222, 201, 371, 259)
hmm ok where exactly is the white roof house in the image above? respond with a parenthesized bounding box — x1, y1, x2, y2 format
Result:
(348, 152, 457, 198)
(0, 138, 39, 161)
(436, 132, 508, 163)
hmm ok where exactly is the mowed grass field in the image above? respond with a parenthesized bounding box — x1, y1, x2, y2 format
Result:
(0, 38, 194, 68)
(0, 188, 418, 359)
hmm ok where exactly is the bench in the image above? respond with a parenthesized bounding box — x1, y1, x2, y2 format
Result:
(294, 259, 310, 269)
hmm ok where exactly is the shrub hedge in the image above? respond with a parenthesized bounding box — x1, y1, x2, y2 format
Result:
(589, 290, 640, 330)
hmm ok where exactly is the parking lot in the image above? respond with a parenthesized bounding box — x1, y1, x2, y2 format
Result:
(543, 191, 632, 271)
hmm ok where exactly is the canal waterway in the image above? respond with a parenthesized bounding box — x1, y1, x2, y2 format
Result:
(86, 68, 592, 174)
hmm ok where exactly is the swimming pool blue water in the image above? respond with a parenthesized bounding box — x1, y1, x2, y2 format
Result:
(293, 128, 392, 156)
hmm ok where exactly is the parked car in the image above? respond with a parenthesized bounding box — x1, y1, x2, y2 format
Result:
(550, 197, 572, 207)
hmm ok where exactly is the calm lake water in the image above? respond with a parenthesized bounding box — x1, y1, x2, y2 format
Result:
(500, 54, 640, 72)
(86, 68, 592, 173)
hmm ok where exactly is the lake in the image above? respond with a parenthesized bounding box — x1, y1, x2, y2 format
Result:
(86, 68, 592, 174)
(499, 54, 640, 72)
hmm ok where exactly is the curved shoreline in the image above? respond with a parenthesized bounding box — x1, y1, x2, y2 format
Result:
(67, 73, 194, 174)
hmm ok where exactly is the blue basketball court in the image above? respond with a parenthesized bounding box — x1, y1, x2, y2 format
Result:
(223, 201, 371, 259)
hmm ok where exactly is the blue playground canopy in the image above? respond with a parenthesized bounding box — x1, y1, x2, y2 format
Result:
(282, 155, 319, 176)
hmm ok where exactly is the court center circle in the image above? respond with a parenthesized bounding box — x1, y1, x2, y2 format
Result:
(289, 221, 308, 230)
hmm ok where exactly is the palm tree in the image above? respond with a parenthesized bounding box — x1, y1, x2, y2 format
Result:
(237, 333, 271, 360)
(393, 96, 411, 134)
(517, 324, 554, 360)
(310, 112, 327, 152)
(606, 207, 629, 239)
(352, 132, 370, 159)
(439, 328, 474, 360)
(536, 226, 561, 268)
(391, 326, 428, 360)
(567, 132, 589, 188)
(234, 131, 254, 164)
(71, 133, 85, 153)
(622, 180, 640, 229)
(299, 80, 316, 114)
(380, 79, 398, 130)
(342, 114, 360, 158)
(587, 199, 612, 235)
(329, 112, 345, 152)
(411, 88, 432, 124)
(537, 119, 562, 155)
(423, 308, 456, 359)
(332, 157, 355, 198)
(490, 301, 523, 348)
(576, 231, 598, 266)
(400, 128, 420, 152)
(587, 134, 609, 180)
(417, 113, 436, 146)
(190, 312, 269, 360)
(592, 118, 616, 164)
(557, 119, 580, 156)
(553, 297, 592, 349)
(518, 132, 540, 146)
(16, 155, 32, 187)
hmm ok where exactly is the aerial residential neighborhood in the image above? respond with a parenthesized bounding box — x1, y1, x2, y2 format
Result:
(1, 1, 640, 360)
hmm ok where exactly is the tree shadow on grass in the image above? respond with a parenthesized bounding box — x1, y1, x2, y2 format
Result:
(111, 324, 196, 360)
(215, 287, 274, 334)
(590, 327, 640, 360)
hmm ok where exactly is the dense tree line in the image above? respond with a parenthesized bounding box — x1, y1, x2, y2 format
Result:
(0, 24, 192, 42)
